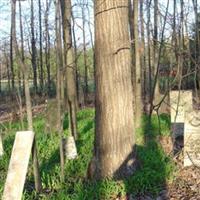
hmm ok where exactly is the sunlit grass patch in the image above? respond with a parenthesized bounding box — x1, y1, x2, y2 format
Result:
(0, 108, 176, 199)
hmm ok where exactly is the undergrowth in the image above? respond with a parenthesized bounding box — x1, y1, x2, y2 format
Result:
(0, 109, 176, 199)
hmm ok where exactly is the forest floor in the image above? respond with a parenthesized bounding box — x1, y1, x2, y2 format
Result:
(0, 105, 200, 199)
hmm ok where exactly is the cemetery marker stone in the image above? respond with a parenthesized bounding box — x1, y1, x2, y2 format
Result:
(64, 136, 77, 160)
(184, 111, 200, 167)
(2, 131, 35, 200)
(170, 90, 193, 137)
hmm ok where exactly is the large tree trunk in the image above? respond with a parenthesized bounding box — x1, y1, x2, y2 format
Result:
(92, 0, 135, 179)
(60, 0, 78, 140)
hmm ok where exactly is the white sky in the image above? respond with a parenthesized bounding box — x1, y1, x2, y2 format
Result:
(0, 0, 94, 50)
(0, 0, 198, 52)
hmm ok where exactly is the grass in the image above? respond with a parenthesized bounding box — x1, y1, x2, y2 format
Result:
(0, 108, 176, 199)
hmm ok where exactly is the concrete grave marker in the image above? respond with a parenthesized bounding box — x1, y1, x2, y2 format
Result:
(45, 99, 59, 134)
(0, 133, 3, 157)
(2, 131, 35, 200)
(184, 111, 200, 167)
(170, 90, 193, 137)
(64, 136, 77, 160)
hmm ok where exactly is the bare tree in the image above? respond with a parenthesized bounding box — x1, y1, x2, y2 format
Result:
(45, 0, 51, 96)
(134, 0, 143, 128)
(38, 0, 44, 91)
(11, 0, 42, 192)
(60, 0, 78, 139)
(56, 0, 65, 181)
(153, 0, 161, 104)
(81, 2, 89, 105)
(31, 0, 38, 93)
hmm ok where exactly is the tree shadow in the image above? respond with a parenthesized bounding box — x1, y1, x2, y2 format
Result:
(40, 148, 60, 173)
(83, 114, 174, 199)
(171, 123, 184, 155)
(63, 113, 69, 130)
(112, 116, 173, 199)
(82, 120, 94, 134)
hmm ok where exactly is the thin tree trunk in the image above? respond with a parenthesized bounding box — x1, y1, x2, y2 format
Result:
(82, 5, 89, 105)
(147, 0, 152, 106)
(10, 4, 15, 91)
(11, 0, 42, 192)
(38, 0, 44, 92)
(5, 54, 11, 94)
(56, 0, 65, 181)
(45, 0, 51, 96)
(72, 10, 79, 108)
(60, 0, 78, 140)
(19, 0, 25, 96)
(134, 0, 142, 128)
(86, 2, 94, 52)
(0, 62, 1, 93)
(31, 0, 38, 93)
(128, 0, 136, 120)
(153, 0, 161, 104)
(140, 0, 146, 111)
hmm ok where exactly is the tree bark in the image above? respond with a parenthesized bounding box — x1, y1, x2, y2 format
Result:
(19, 0, 25, 95)
(10, 0, 15, 91)
(60, 0, 78, 140)
(140, 0, 146, 111)
(92, 0, 135, 179)
(192, 0, 200, 101)
(38, 0, 44, 92)
(45, 0, 51, 96)
(134, 0, 142, 127)
(56, 0, 65, 181)
(5, 53, 11, 94)
(82, 4, 89, 105)
(72, 10, 79, 108)
(153, 0, 161, 104)
(31, 0, 38, 93)
(147, 0, 152, 106)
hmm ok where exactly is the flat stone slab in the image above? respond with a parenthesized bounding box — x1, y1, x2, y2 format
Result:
(0, 133, 3, 157)
(170, 90, 193, 137)
(64, 136, 77, 160)
(2, 131, 35, 200)
(184, 111, 200, 167)
(170, 90, 193, 123)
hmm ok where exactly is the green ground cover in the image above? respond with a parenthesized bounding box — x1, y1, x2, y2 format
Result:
(0, 109, 176, 199)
